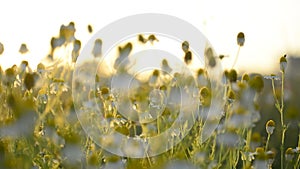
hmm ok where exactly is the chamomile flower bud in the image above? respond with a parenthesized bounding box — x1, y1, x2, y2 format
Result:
(92, 39, 102, 58)
(228, 69, 237, 82)
(242, 73, 250, 82)
(149, 69, 160, 87)
(249, 75, 264, 93)
(72, 39, 81, 62)
(37, 63, 45, 74)
(208, 55, 216, 67)
(99, 87, 110, 100)
(138, 34, 147, 44)
(251, 132, 261, 150)
(205, 47, 217, 67)
(255, 147, 267, 160)
(237, 32, 245, 46)
(266, 150, 276, 166)
(19, 43, 29, 54)
(161, 59, 172, 73)
(184, 51, 192, 64)
(100, 87, 109, 95)
(197, 68, 205, 76)
(182, 41, 189, 53)
(87, 24, 93, 33)
(266, 120, 275, 135)
(227, 89, 235, 102)
(0, 42, 4, 55)
(148, 34, 158, 43)
(295, 147, 300, 153)
(280, 54, 287, 72)
(200, 87, 211, 107)
(4, 67, 16, 86)
(285, 147, 294, 161)
(24, 73, 35, 90)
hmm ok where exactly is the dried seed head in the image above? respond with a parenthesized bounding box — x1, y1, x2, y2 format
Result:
(266, 120, 275, 135)
(237, 32, 245, 46)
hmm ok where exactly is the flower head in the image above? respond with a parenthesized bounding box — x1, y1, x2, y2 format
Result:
(87, 24, 93, 33)
(242, 73, 250, 82)
(237, 32, 245, 46)
(266, 120, 275, 135)
(285, 147, 294, 161)
(249, 75, 264, 93)
(280, 54, 287, 72)
(255, 147, 267, 160)
(182, 41, 189, 53)
(264, 74, 280, 81)
(19, 43, 29, 54)
(184, 51, 192, 64)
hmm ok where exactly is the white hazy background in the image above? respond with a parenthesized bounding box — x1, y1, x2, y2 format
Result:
(0, 0, 299, 73)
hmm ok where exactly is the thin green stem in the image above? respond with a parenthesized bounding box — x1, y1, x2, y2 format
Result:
(265, 133, 271, 151)
(271, 79, 280, 107)
(280, 71, 286, 169)
(294, 133, 300, 169)
(231, 46, 241, 69)
(209, 132, 217, 160)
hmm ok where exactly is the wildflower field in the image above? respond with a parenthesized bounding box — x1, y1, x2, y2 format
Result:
(0, 21, 300, 169)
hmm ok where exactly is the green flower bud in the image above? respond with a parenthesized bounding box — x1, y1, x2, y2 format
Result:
(256, 147, 267, 160)
(228, 89, 236, 100)
(249, 75, 264, 93)
(182, 41, 189, 53)
(242, 73, 250, 82)
(24, 73, 35, 90)
(0, 42, 4, 55)
(280, 54, 287, 72)
(184, 51, 192, 64)
(285, 148, 294, 161)
(200, 87, 211, 107)
(237, 32, 245, 46)
(228, 69, 237, 82)
(266, 120, 275, 135)
(87, 24, 93, 33)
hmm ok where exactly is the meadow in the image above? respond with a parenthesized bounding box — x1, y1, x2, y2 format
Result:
(0, 22, 299, 169)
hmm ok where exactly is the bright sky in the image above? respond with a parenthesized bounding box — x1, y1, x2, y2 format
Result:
(0, 0, 299, 74)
